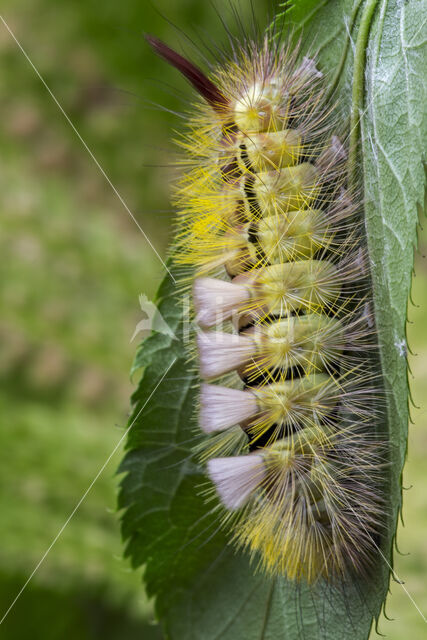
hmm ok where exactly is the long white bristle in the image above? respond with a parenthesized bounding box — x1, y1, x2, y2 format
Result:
(316, 135, 347, 172)
(193, 278, 250, 328)
(197, 331, 255, 379)
(331, 135, 347, 160)
(207, 455, 266, 510)
(292, 56, 323, 88)
(199, 383, 258, 433)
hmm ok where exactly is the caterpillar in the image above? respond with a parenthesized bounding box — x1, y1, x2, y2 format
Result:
(147, 32, 386, 584)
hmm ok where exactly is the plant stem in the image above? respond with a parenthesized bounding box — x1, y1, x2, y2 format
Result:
(349, 0, 380, 190)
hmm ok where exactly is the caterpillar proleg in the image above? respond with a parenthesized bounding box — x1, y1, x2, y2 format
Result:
(147, 31, 386, 584)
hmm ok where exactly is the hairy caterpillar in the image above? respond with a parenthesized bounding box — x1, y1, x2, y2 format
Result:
(147, 31, 386, 584)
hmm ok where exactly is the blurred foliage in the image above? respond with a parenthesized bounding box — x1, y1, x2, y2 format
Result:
(0, 1, 272, 638)
(0, 0, 425, 638)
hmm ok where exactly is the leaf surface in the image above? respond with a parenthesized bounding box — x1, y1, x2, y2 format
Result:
(361, 0, 426, 588)
(119, 2, 426, 638)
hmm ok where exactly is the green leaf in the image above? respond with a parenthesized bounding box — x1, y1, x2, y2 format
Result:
(118, 2, 426, 638)
(361, 0, 426, 582)
(118, 267, 382, 640)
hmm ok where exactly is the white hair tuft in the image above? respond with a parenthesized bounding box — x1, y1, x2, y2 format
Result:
(199, 384, 258, 433)
(197, 331, 255, 379)
(207, 455, 266, 510)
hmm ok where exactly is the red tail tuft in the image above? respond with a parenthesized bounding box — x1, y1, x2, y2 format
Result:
(145, 35, 229, 113)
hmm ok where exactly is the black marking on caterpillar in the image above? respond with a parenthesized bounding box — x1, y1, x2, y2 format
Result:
(147, 33, 386, 584)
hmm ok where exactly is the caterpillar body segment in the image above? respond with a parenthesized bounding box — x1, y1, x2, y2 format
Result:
(149, 36, 384, 582)
(197, 313, 348, 380)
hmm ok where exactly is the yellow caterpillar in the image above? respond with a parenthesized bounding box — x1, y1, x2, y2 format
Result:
(147, 34, 385, 584)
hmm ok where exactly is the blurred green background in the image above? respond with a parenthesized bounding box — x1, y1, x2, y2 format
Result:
(0, 1, 425, 638)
